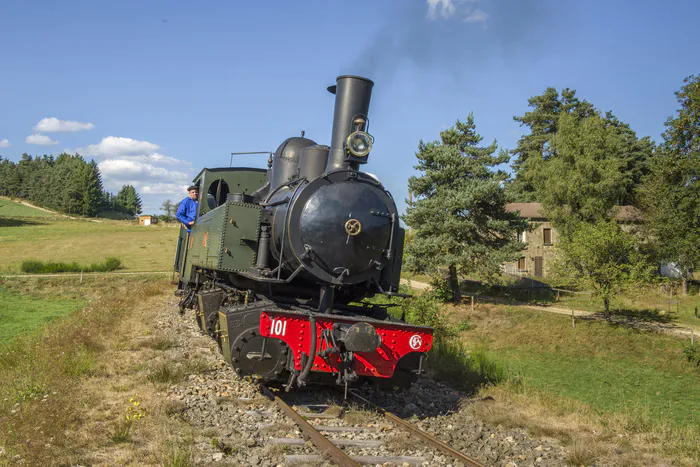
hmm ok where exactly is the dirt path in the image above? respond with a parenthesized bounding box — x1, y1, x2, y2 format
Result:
(401, 278, 700, 338)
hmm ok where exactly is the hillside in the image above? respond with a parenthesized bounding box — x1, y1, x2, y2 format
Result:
(0, 197, 59, 218)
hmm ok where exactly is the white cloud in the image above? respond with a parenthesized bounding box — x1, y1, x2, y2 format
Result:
(126, 153, 187, 165)
(79, 136, 160, 157)
(140, 183, 190, 195)
(464, 8, 489, 23)
(99, 158, 192, 213)
(34, 117, 95, 133)
(26, 134, 59, 145)
(73, 136, 189, 166)
(98, 159, 189, 182)
(80, 136, 193, 212)
(427, 0, 457, 19)
(0, 138, 9, 148)
(426, 0, 488, 23)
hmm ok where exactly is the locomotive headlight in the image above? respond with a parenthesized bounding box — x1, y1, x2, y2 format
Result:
(346, 131, 373, 158)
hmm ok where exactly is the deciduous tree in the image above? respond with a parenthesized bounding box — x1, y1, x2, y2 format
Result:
(509, 88, 652, 206)
(642, 75, 700, 293)
(160, 199, 174, 222)
(508, 87, 595, 201)
(531, 113, 634, 229)
(555, 220, 657, 318)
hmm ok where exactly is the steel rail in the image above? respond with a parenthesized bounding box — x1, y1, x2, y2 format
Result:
(260, 385, 360, 467)
(348, 390, 487, 467)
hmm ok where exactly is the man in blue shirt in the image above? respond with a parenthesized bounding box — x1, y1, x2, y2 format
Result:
(176, 185, 199, 232)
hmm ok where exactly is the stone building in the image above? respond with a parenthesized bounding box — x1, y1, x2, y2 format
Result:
(503, 203, 642, 278)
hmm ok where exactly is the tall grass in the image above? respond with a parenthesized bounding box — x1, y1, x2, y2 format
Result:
(429, 337, 511, 391)
(0, 277, 166, 465)
(21, 257, 122, 274)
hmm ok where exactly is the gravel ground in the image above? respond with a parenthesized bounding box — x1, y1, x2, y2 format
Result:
(157, 297, 571, 466)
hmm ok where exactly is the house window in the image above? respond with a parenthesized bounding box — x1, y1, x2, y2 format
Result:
(543, 228, 552, 245)
(518, 257, 526, 271)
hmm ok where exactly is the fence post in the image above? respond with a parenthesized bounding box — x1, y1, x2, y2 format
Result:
(80, 270, 83, 283)
(557, 290, 560, 302)
(571, 309, 576, 328)
(471, 296, 475, 314)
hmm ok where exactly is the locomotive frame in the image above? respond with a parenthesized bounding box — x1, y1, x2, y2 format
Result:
(174, 76, 433, 390)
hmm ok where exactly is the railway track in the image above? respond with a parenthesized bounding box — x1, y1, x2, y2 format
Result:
(259, 384, 487, 466)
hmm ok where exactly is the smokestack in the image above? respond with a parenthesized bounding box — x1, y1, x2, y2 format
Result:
(325, 75, 374, 172)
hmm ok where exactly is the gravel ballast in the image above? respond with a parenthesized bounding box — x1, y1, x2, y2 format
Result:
(156, 297, 570, 466)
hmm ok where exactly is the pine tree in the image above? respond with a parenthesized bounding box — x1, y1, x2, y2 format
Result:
(116, 185, 129, 214)
(62, 156, 85, 215)
(16, 154, 34, 199)
(0, 158, 20, 196)
(116, 185, 143, 216)
(81, 160, 103, 217)
(508, 88, 596, 201)
(403, 114, 528, 301)
(129, 186, 143, 216)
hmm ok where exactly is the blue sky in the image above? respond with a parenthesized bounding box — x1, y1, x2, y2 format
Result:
(1, 0, 698, 214)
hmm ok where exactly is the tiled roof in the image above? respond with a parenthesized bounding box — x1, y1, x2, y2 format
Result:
(505, 203, 546, 218)
(612, 205, 644, 222)
(505, 202, 644, 222)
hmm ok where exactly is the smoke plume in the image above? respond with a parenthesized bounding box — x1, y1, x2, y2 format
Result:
(349, 0, 558, 85)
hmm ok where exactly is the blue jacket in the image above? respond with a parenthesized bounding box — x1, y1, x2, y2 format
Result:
(176, 197, 198, 232)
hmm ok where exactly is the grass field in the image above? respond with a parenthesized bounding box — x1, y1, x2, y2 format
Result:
(0, 276, 168, 465)
(0, 198, 58, 218)
(0, 200, 178, 273)
(2, 198, 698, 464)
(442, 301, 700, 462)
(553, 288, 700, 329)
(481, 308, 699, 426)
(0, 286, 86, 343)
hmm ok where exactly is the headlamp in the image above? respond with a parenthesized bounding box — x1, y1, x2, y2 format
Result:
(346, 131, 373, 158)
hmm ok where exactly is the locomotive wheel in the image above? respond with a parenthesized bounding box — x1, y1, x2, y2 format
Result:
(229, 327, 289, 381)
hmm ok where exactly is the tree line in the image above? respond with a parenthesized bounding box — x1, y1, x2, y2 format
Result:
(404, 74, 700, 311)
(0, 153, 142, 217)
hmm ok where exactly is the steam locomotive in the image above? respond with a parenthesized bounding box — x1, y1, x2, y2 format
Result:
(174, 76, 433, 390)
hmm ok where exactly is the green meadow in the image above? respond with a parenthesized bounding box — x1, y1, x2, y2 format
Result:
(0, 199, 178, 273)
(0, 286, 86, 343)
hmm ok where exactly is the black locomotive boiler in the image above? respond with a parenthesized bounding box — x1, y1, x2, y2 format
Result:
(174, 75, 433, 390)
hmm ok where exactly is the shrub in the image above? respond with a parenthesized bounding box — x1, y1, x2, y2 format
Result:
(21, 257, 122, 274)
(682, 344, 700, 367)
(402, 291, 449, 337)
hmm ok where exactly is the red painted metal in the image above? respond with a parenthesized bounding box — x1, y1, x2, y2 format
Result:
(259, 311, 433, 378)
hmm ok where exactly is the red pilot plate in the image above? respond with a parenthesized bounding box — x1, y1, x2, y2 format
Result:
(259, 311, 433, 378)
